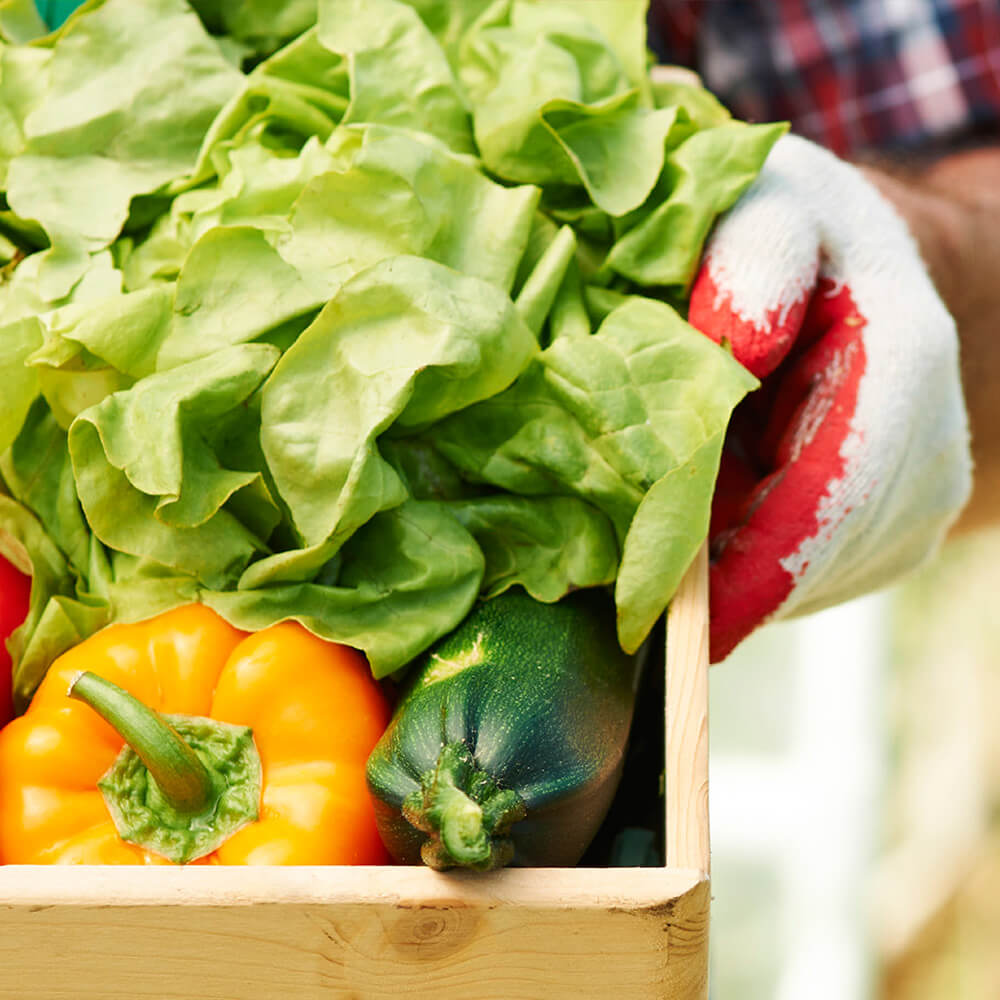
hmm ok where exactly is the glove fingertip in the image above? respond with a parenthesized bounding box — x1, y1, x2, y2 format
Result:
(708, 543, 795, 664)
(689, 265, 808, 380)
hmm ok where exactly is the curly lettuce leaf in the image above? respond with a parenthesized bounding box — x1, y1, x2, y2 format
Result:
(0, 0, 782, 694)
(67, 344, 279, 586)
(2, 396, 92, 574)
(7, 0, 242, 302)
(204, 499, 485, 678)
(189, 0, 317, 56)
(426, 298, 758, 648)
(0, 456, 110, 709)
(158, 226, 328, 370)
(317, 0, 472, 154)
(447, 494, 619, 602)
(0, 316, 43, 451)
(260, 255, 539, 549)
(277, 124, 539, 296)
(607, 121, 788, 288)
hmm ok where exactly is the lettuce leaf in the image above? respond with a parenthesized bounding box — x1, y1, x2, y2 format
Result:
(0, 0, 780, 697)
(7, 0, 242, 302)
(425, 298, 757, 646)
(204, 499, 485, 678)
(260, 255, 539, 549)
(68, 344, 279, 586)
(317, 0, 473, 154)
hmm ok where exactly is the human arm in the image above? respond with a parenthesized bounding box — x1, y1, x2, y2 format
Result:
(860, 147, 1000, 533)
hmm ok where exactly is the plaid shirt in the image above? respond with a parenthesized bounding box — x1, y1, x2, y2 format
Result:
(648, 0, 1000, 157)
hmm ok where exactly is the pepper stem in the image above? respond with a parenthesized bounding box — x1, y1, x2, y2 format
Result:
(69, 671, 212, 814)
(67, 670, 262, 864)
(402, 741, 526, 871)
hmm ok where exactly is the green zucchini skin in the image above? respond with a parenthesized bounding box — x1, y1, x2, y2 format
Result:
(365, 586, 640, 869)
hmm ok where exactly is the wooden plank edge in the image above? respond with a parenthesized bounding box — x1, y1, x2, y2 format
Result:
(0, 863, 706, 910)
(664, 542, 710, 875)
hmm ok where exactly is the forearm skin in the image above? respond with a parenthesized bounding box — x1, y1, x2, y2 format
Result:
(861, 148, 1000, 533)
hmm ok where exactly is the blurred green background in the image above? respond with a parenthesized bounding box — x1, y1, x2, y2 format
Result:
(709, 526, 1000, 999)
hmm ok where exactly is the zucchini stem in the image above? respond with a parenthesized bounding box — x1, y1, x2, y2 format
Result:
(402, 741, 526, 871)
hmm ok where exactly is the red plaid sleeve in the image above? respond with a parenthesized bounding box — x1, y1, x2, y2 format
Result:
(648, 0, 1000, 157)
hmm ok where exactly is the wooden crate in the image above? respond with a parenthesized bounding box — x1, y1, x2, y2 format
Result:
(0, 547, 711, 1000)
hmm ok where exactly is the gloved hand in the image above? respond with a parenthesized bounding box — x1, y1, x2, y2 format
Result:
(689, 134, 972, 662)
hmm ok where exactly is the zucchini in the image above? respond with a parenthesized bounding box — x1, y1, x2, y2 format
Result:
(365, 586, 641, 870)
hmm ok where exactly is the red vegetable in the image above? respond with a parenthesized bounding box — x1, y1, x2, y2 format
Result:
(0, 556, 31, 725)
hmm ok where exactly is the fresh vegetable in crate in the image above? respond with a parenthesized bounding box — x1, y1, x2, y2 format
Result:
(0, 0, 774, 713)
(367, 587, 642, 870)
(0, 604, 390, 865)
(0, 0, 780, 867)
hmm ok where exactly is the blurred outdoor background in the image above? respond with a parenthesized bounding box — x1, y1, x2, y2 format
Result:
(709, 525, 1000, 1000)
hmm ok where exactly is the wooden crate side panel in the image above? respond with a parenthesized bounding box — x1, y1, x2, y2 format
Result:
(665, 543, 711, 875)
(0, 873, 709, 1000)
(0, 541, 713, 999)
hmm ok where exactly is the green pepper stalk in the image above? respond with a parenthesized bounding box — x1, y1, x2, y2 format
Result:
(68, 670, 262, 864)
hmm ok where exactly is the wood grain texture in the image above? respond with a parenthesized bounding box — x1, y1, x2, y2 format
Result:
(0, 866, 709, 999)
(0, 555, 712, 998)
(665, 543, 711, 875)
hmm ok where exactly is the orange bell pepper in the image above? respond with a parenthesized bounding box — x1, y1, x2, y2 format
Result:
(0, 604, 392, 865)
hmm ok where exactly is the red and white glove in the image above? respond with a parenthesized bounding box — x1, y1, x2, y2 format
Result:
(689, 134, 972, 663)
